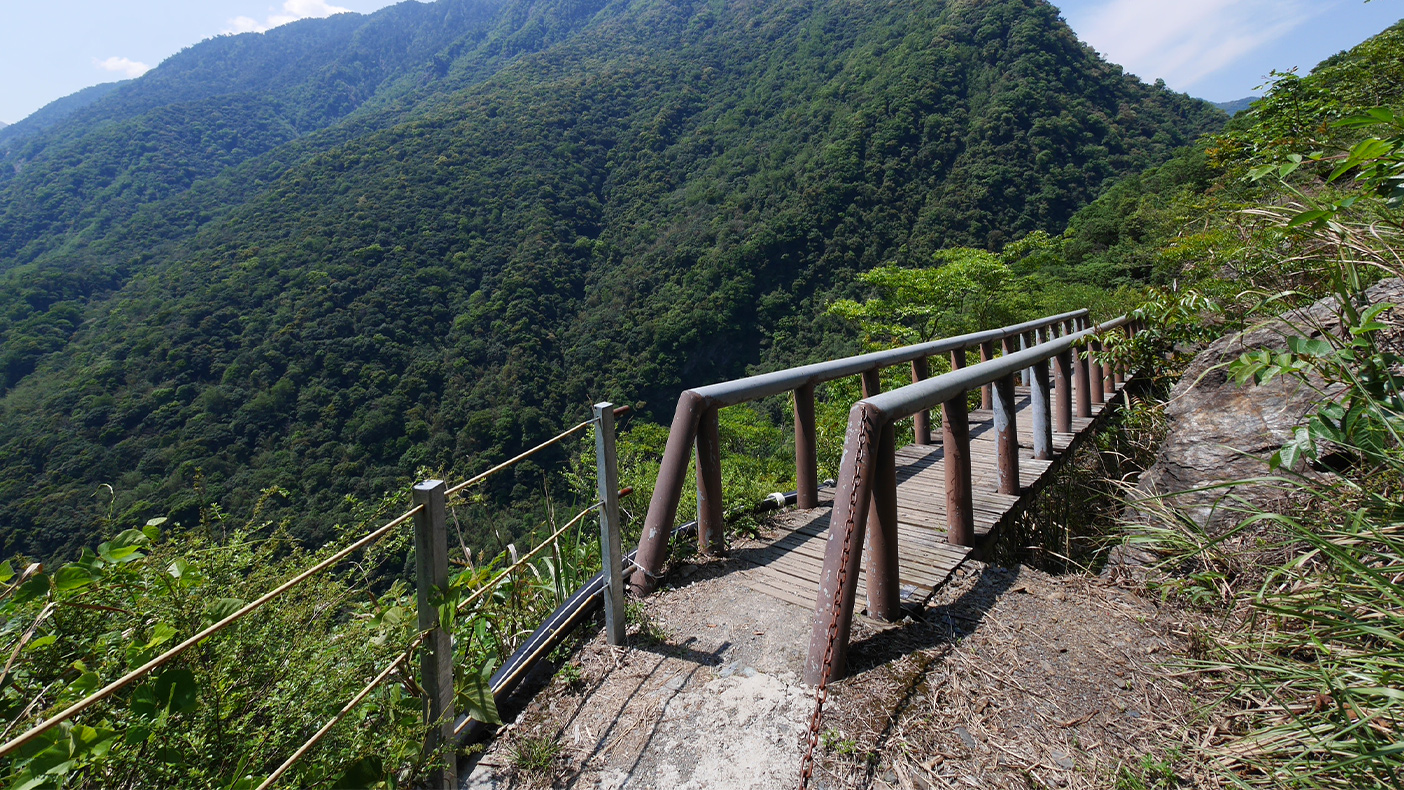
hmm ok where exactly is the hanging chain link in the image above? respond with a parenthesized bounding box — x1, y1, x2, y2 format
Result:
(798, 408, 872, 790)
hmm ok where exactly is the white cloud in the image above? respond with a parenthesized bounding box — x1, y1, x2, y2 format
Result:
(1073, 0, 1331, 91)
(225, 0, 354, 35)
(93, 56, 152, 79)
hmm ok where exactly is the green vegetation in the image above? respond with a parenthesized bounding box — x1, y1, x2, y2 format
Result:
(1064, 20, 1404, 788)
(0, 0, 1222, 560)
(0, 467, 615, 787)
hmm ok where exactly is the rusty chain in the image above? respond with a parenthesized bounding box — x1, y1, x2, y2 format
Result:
(798, 407, 872, 789)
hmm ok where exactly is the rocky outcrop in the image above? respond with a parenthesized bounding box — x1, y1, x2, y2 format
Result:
(1129, 278, 1404, 533)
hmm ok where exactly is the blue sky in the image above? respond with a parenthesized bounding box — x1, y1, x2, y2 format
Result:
(1, 0, 1401, 125)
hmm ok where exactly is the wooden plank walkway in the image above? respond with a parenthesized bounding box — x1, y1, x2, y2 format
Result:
(734, 386, 1120, 615)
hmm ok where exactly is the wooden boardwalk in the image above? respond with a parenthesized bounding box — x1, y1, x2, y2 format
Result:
(734, 386, 1119, 615)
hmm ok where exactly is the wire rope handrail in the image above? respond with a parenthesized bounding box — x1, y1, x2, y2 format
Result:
(0, 404, 626, 767)
(0, 504, 424, 760)
(255, 499, 608, 789)
(445, 418, 597, 498)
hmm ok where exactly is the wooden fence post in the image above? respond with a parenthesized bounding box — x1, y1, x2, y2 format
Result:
(594, 404, 626, 646)
(412, 479, 456, 789)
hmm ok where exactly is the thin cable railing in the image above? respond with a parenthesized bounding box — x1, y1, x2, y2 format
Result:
(0, 402, 633, 790)
(0, 504, 424, 760)
(254, 500, 607, 790)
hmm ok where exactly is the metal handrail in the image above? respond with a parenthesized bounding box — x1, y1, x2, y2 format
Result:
(688, 309, 1088, 407)
(862, 317, 1123, 420)
(802, 314, 1137, 687)
(629, 309, 1091, 593)
(0, 406, 627, 767)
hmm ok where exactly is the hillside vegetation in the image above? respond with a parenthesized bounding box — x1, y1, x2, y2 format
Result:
(0, 0, 1222, 557)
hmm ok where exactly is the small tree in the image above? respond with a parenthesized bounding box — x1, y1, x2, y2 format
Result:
(827, 247, 1033, 347)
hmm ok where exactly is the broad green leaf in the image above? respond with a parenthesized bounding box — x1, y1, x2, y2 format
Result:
(0, 561, 14, 585)
(69, 671, 100, 695)
(155, 668, 199, 714)
(458, 657, 502, 726)
(145, 622, 176, 649)
(332, 755, 385, 789)
(13, 574, 50, 606)
(26, 635, 56, 651)
(142, 517, 166, 542)
(52, 565, 95, 592)
(1287, 336, 1334, 358)
(122, 726, 151, 746)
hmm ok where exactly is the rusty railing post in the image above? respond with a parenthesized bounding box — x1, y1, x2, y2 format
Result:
(805, 404, 881, 686)
(861, 368, 881, 398)
(696, 407, 724, 555)
(794, 384, 819, 509)
(631, 393, 706, 593)
(1102, 339, 1116, 396)
(594, 404, 626, 646)
(1074, 337, 1091, 419)
(866, 421, 901, 621)
(1031, 356, 1053, 460)
(943, 390, 975, 547)
(1054, 339, 1073, 434)
(412, 480, 456, 789)
(1089, 337, 1105, 404)
(993, 372, 1019, 496)
(911, 357, 931, 445)
(979, 340, 994, 410)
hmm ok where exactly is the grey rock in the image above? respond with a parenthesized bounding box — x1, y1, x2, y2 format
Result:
(1126, 279, 1404, 536)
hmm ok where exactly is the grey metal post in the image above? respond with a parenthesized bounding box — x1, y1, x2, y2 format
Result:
(1027, 329, 1038, 387)
(412, 480, 456, 789)
(594, 403, 626, 646)
(1031, 358, 1053, 461)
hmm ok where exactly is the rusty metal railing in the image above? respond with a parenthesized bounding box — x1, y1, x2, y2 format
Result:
(628, 309, 1093, 593)
(801, 314, 1139, 686)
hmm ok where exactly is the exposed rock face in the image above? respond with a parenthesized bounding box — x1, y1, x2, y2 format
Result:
(1131, 278, 1404, 533)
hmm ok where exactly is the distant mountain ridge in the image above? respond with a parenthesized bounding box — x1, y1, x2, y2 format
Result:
(0, 80, 131, 151)
(1213, 96, 1258, 115)
(0, 0, 1225, 556)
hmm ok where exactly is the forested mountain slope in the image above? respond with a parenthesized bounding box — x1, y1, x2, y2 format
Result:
(0, 0, 1224, 556)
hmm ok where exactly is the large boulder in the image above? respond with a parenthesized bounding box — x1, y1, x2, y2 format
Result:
(1130, 278, 1404, 533)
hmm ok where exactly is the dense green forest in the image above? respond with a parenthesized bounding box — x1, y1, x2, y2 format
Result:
(0, 0, 1223, 558)
(0, 2, 1400, 787)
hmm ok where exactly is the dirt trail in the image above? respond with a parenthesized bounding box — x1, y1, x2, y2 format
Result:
(464, 528, 1211, 789)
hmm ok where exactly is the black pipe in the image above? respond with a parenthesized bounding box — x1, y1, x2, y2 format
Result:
(454, 487, 813, 745)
